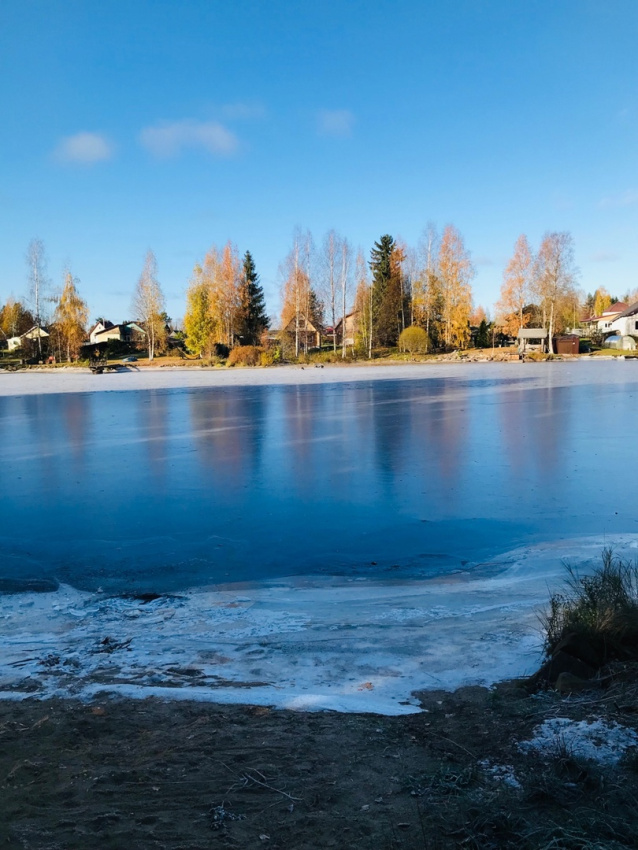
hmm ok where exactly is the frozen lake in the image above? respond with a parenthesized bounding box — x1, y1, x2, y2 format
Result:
(1, 361, 636, 593)
(1, 361, 637, 711)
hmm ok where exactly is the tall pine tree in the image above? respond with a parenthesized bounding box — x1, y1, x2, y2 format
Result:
(370, 235, 403, 346)
(238, 251, 269, 345)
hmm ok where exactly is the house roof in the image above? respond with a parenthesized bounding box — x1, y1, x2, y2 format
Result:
(583, 302, 629, 323)
(334, 311, 358, 329)
(282, 315, 322, 333)
(611, 300, 638, 320)
(518, 328, 548, 339)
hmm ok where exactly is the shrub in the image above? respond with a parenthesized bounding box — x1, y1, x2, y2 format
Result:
(398, 326, 429, 354)
(542, 548, 638, 665)
(259, 348, 280, 367)
(227, 345, 263, 367)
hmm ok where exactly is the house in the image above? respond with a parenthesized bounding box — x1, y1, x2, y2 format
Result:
(281, 315, 322, 349)
(517, 327, 548, 355)
(608, 301, 638, 338)
(580, 303, 628, 335)
(334, 311, 359, 347)
(89, 320, 115, 344)
(92, 322, 147, 345)
(7, 326, 50, 351)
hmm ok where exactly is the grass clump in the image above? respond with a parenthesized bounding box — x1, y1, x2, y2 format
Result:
(542, 548, 638, 665)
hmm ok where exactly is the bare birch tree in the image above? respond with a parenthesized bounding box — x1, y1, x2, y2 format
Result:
(320, 230, 339, 352)
(26, 238, 50, 357)
(338, 236, 353, 358)
(280, 228, 315, 357)
(533, 232, 579, 354)
(133, 250, 165, 361)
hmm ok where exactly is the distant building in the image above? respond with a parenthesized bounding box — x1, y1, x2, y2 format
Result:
(607, 301, 638, 338)
(517, 327, 548, 355)
(91, 322, 147, 345)
(281, 315, 322, 349)
(580, 303, 629, 335)
(334, 311, 359, 347)
(7, 326, 50, 351)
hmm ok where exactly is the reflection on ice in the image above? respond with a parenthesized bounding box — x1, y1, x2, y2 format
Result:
(2, 363, 638, 591)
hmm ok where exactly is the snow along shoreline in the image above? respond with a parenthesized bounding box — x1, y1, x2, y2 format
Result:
(2, 535, 636, 715)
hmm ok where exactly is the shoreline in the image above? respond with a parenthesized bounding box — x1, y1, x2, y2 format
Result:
(0, 357, 624, 398)
(2, 536, 636, 715)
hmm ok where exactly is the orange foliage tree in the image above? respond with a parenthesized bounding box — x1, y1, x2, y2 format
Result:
(496, 234, 533, 337)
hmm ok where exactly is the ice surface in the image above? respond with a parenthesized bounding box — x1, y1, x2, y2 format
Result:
(1, 535, 636, 714)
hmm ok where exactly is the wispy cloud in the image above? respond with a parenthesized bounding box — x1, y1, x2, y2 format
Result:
(474, 256, 494, 267)
(599, 189, 638, 209)
(221, 101, 266, 121)
(139, 120, 239, 158)
(589, 251, 619, 263)
(317, 109, 355, 138)
(53, 132, 114, 164)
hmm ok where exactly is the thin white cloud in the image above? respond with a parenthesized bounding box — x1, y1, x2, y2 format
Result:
(589, 251, 619, 263)
(599, 189, 638, 209)
(139, 120, 239, 158)
(317, 109, 355, 138)
(475, 256, 494, 267)
(221, 102, 266, 121)
(53, 132, 114, 164)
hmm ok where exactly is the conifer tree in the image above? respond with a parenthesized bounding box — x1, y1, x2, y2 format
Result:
(237, 251, 269, 345)
(370, 234, 403, 346)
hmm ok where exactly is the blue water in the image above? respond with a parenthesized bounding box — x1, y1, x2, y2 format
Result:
(1, 370, 636, 592)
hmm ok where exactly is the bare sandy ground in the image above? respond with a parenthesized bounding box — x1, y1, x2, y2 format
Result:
(0, 357, 625, 397)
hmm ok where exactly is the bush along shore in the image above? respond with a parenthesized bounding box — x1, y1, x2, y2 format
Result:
(2, 552, 638, 849)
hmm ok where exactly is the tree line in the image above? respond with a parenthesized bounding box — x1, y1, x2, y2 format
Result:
(2, 228, 636, 363)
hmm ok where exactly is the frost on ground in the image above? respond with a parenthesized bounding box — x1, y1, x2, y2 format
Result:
(519, 717, 638, 765)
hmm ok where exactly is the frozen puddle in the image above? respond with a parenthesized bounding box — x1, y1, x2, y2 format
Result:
(1, 535, 637, 715)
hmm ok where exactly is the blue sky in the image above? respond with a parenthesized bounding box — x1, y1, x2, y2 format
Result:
(1, 0, 637, 324)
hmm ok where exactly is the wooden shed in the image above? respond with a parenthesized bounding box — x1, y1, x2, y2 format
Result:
(553, 335, 580, 355)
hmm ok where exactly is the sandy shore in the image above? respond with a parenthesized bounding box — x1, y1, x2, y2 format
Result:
(2, 677, 638, 849)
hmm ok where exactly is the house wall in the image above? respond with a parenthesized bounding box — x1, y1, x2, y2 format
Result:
(610, 316, 638, 337)
(94, 329, 123, 343)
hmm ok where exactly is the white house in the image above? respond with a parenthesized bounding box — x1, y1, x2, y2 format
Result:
(7, 326, 50, 351)
(92, 322, 147, 344)
(608, 301, 638, 337)
(89, 320, 114, 344)
(581, 302, 628, 335)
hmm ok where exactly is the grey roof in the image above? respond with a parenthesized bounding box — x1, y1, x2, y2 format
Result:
(517, 328, 548, 339)
(612, 299, 638, 320)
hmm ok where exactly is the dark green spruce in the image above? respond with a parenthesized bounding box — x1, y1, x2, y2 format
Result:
(238, 251, 269, 345)
(369, 234, 402, 347)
